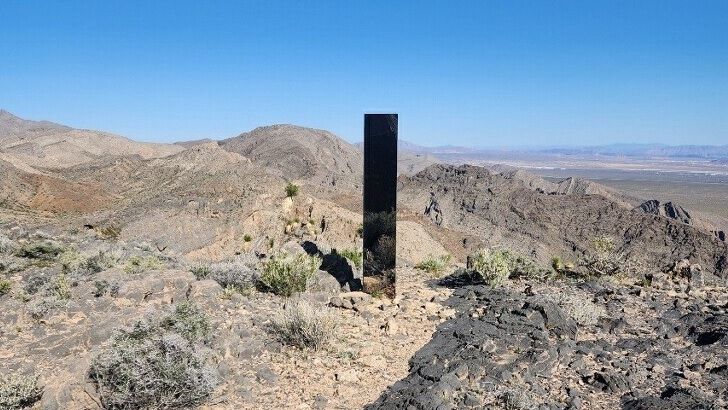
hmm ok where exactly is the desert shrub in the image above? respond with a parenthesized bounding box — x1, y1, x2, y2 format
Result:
(335, 248, 363, 269)
(59, 249, 86, 274)
(88, 303, 217, 409)
(470, 249, 548, 286)
(0, 255, 22, 274)
(543, 291, 606, 326)
(0, 279, 11, 296)
(270, 299, 336, 350)
(24, 274, 50, 295)
(469, 249, 511, 287)
(243, 234, 252, 242)
(51, 273, 71, 300)
(0, 373, 43, 409)
(190, 264, 211, 280)
(0, 234, 15, 255)
(195, 255, 260, 292)
(261, 252, 321, 297)
(579, 236, 630, 277)
(415, 254, 451, 276)
(500, 389, 537, 410)
(85, 250, 120, 273)
(123, 255, 164, 274)
(98, 225, 122, 240)
(15, 241, 65, 260)
(93, 280, 109, 297)
(285, 182, 300, 198)
(27, 298, 60, 320)
(160, 302, 211, 342)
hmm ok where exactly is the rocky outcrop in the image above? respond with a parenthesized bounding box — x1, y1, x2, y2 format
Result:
(368, 280, 728, 409)
(638, 200, 692, 225)
(638, 199, 726, 242)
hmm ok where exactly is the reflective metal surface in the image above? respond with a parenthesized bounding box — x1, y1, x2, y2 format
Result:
(363, 114, 397, 298)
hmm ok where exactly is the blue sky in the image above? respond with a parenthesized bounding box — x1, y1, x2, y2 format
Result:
(1, 1, 727, 146)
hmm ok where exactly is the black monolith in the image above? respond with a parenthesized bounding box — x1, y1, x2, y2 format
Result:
(363, 114, 397, 297)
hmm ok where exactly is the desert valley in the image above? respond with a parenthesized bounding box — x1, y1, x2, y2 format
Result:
(0, 110, 727, 409)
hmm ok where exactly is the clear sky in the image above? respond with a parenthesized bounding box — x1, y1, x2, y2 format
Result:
(1, 1, 727, 146)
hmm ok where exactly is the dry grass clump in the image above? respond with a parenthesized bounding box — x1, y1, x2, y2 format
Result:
(415, 254, 451, 276)
(542, 291, 606, 326)
(123, 255, 164, 274)
(89, 303, 217, 409)
(0, 234, 15, 255)
(500, 388, 537, 410)
(261, 252, 321, 297)
(270, 299, 336, 350)
(0, 373, 43, 409)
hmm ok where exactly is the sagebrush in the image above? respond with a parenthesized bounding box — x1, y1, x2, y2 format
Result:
(0, 373, 43, 409)
(191, 255, 260, 291)
(89, 303, 217, 409)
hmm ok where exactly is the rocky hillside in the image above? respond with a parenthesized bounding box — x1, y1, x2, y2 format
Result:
(398, 164, 728, 277)
(0, 110, 184, 169)
(220, 124, 363, 193)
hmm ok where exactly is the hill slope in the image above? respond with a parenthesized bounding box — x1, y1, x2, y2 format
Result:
(399, 164, 728, 276)
(0, 110, 184, 169)
(220, 124, 363, 192)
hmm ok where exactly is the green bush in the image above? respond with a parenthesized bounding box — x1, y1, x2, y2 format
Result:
(0, 279, 11, 296)
(470, 249, 511, 287)
(470, 249, 548, 286)
(270, 299, 336, 350)
(160, 303, 211, 342)
(190, 265, 211, 280)
(15, 241, 65, 260)
(243, 234, 253, 242)
(580, 236, 624, 276)
(84, 251, 120, 273)
(0, 373, 43, 409)
(285, 182, 300, 198)
(59, 249, 86, 274)
(415, 254, 451, 276)
(123, 255, 164, 274)
(261, 252, 321, 297)
(52, 273, 71, 300)
(89, 303, 217, 409)
(335, 248, 363, 269)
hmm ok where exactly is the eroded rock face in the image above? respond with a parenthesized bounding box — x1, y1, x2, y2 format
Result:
(367, 281, 728, 410)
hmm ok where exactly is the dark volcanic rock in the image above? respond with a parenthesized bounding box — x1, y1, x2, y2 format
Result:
(367, 281, 728, 409)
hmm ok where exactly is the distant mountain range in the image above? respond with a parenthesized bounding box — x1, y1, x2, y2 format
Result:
(397, 140, 728, 160)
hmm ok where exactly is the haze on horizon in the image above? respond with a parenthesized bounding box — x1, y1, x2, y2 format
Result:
(1, 1, 727, 147)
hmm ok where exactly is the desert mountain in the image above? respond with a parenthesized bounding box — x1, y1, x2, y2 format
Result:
(398, 164, 728, 276)
(0, 110, 184, 169)
(220, 124, 363, 192)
